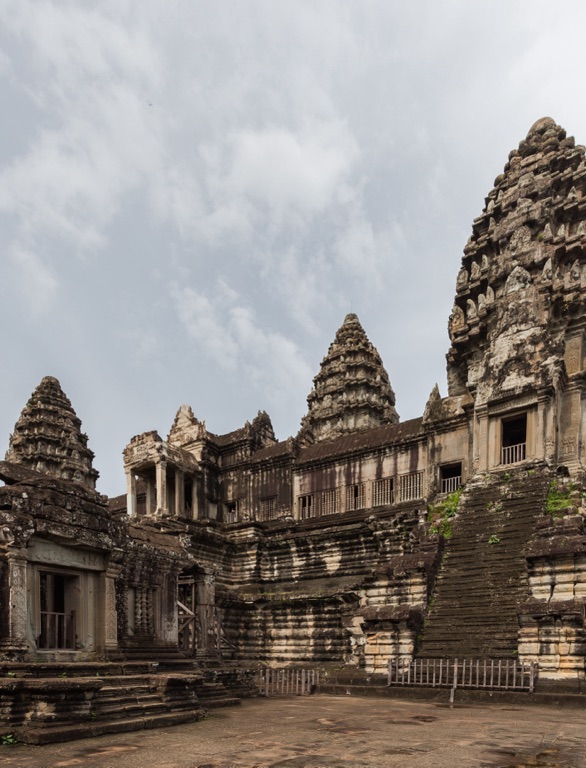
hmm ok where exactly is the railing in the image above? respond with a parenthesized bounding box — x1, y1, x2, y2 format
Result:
(388, 657, 535, 693)
(501, 442, 526, 465)
(256, 668, 319, 697)
(40, 611, 76, 650)
(441, 476, 461, 494)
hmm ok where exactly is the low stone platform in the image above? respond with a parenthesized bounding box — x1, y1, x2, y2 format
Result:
(0, 661, 254, 744)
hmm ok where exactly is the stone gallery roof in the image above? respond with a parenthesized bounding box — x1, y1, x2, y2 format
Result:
(447, 117, 586, 403)
(5, 376, 99, 490)
(250, 440, 294, 463)
(297, 417, 423, 464)
(298, 313, 399, 444)
(211, 411, 276, 451)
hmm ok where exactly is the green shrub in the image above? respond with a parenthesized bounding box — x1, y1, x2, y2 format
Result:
(428, 489, 462, 539)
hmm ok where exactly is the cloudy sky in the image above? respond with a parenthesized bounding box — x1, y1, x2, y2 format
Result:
(2, 1, 586, 496)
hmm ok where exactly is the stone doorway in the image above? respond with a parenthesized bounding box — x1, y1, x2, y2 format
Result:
(38, 571, 79, 650)
(177, 576, 196, 656)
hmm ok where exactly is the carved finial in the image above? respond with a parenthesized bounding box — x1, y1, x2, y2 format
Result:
(423, 384, 442, 423)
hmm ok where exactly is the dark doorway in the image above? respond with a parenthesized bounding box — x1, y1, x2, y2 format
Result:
(39, 572, 78, 649)
(501, 414, 527, 465)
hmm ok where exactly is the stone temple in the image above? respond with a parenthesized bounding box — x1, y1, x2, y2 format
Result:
(1, 117, 586, 742)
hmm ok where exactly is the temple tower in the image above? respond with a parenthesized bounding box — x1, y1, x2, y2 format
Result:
(5, 375, 99, 489)
(446, 117, 586, 474)
(298, 312, 399, 444)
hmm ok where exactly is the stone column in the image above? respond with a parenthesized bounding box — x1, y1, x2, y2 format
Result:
(104, 559, 123, 656)
(175, 469, 185, 518)
(156, 459, 168, 515)
(5, 550, 28, 653)
(473, 405, 488, 472)
(126, 470, 137, 517)
(535, 397, 547, 462)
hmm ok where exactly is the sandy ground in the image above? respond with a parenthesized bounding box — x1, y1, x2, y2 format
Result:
(0, 694, 584, 768)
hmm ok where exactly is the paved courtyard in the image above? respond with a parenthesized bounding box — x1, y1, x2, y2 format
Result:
(0, 694, 585, 768)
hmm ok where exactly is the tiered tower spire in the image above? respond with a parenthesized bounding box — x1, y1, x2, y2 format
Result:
(298, 313, 399, 444)
(447, 117, 586, 404)
(5, 376, 99, 489)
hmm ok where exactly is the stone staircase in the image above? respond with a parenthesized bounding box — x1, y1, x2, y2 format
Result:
(418, 466, 551, 658)
(0, 660, 247, 744)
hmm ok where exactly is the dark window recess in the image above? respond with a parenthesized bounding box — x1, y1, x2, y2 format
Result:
(184, 482, 193, 512)
(501, 414, 527, 465)
(39, 572, 77, 650)
(224, 501, 238, 523)
(440, 463, 462, 494)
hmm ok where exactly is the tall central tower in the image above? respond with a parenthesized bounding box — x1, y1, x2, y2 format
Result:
(446, 117, 586, 474)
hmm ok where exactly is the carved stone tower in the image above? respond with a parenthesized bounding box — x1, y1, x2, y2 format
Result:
(298, 313, 399, 444)
(5, 376, 99, 489)
(446, 117, 586, 473)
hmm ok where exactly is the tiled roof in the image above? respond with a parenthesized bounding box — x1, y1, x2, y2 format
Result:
(250, 441, 294, 463)
(297, 417, 423, 463)
(209, 427, 249, 447)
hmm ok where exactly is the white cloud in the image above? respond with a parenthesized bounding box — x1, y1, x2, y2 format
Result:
(171, 281, 312, 412)
(226, 121, 358, 214)
(9, 247, 58, 317)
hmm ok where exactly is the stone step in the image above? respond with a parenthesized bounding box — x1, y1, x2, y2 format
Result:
(18, 709, 205, 745)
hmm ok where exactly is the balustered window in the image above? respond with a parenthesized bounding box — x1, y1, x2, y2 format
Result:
(298, 494, 316, 519)
(372, 477, 394, 506)
(399, 471, 424, 501)
(346, 483, 366, 511)
(224, 500, 239, 523)
(501, 414, 527, 465)
(321, 489, 341, 516)
(440, 463, 462, 494)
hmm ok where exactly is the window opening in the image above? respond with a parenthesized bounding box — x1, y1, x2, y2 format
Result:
(372, 478, 394, 506)
(501, 414, 527, 465)
(298, 494, 315, 520)
(440, 463, 462, 494)
(184, 481, 193, 516)
(224, 500, 238, 523)
(399, 471, 424, 502)
(346, 483, 366, 511)
(321, 489, 341, 516)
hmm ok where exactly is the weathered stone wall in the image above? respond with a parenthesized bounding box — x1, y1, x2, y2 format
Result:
(206, 505, 438, 669)
(520, 505, 586, 680)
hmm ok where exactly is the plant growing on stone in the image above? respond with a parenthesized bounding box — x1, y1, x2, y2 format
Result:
(488, 535, 500, 545)
(0, 734, 16, 746)
(546, 480, 578, 517)
(428, 489, 462, 539)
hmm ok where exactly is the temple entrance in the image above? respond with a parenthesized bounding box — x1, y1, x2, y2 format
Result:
(501, 414, 527, 465)
(177, 571, 223, 658)
(38, 571, 79, 650)
(177, 576, 196, 655)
